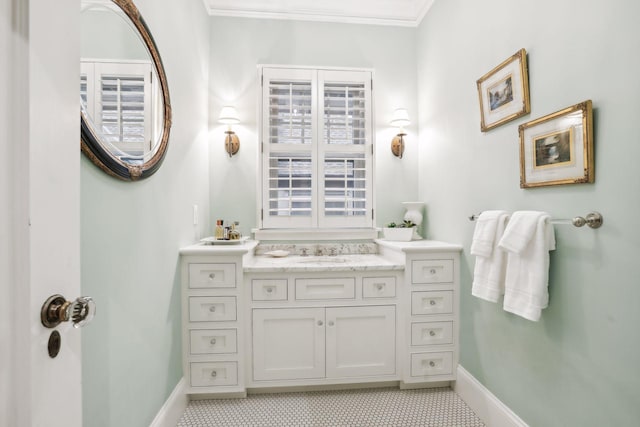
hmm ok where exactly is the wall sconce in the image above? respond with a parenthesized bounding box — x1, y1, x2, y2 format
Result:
(218, 106, 240, 157)
(390, 108, 410, 159)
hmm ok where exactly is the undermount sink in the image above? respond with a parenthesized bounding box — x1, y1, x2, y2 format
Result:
(295, 256, 348, 263)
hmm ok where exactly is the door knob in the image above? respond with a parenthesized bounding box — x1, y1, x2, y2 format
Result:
(41, 294, 96, 328)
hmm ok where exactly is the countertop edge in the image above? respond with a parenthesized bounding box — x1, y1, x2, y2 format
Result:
(375, 239, 463, 252)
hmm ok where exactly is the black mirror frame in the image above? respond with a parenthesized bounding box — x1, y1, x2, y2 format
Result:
(80, 0, 172, 181)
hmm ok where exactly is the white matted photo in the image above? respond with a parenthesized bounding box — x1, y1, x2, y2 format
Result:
(477, 49, 531, 132)
(519, 100, 594, 188)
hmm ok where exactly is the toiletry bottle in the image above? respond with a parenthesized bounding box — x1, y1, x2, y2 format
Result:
(215, 220, 223, 240)
(229, 221, 240, 240)
(223, 226, 230, 240)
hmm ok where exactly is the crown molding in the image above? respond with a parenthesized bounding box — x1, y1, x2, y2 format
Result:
(202, 0, 435, 27)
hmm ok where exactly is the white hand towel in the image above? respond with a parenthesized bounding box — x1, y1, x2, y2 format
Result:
(498, 211, 556, 321)
(471, 210, 506, 258)
(471, 211, 509, 303)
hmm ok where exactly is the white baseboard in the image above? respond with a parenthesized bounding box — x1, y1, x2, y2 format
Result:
(149, 378, 189, 427)
(454, 366, 528, 427)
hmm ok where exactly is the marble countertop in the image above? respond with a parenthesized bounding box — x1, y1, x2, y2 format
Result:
(244, 254, 405, 273)
(375, 239, 463, 252)
(179, 240, 259, 256)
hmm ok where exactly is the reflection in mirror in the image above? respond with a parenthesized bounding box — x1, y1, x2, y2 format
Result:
(80, 0, 171, 181)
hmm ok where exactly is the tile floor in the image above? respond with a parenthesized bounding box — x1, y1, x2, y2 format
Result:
(177, 386, 485, 426)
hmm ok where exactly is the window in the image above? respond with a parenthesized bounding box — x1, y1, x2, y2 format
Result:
(81, 60, 161, 160)
(260, 67, 374, 231)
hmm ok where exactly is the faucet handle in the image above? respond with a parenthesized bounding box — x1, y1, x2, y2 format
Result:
(300, 247, 308, 256)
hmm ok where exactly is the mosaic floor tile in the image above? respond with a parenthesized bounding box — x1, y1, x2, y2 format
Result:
(177, 387, 485, 426)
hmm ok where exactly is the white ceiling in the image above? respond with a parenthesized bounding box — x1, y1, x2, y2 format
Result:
(202, 0, 435, 27)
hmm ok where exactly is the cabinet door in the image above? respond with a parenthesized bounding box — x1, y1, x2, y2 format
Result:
(326, 305, 396, 378)
(252, 308, 325, 381)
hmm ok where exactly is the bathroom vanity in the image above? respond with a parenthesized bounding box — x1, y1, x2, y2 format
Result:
(180, 239, 461, 397)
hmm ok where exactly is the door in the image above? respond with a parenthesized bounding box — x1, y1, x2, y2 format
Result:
(252, 308, 325, 381)
(326, 305, 396, 378)
(1, 1, 83, 426)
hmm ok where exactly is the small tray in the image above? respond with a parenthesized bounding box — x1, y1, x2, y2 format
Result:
(200, 236, 249, 245)
(264, 250, 290, 258)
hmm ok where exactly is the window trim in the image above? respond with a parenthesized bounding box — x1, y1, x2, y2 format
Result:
(257, 65, 376, 238)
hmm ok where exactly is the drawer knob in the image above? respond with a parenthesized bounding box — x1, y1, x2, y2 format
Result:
(210, 338, 217, 345)
(266, 287, 273, 293)
(429, 361, 436, 367)
(376, 283, 384, 291)
(430, 268, 436, 275)
(429, 300, 436, 306)
(211, 371, 217, 378)
(209, 306, 217, 312)
(317, 320, 323, 326)
(209, 273, 216, 280)
(429, 330, 436, 337)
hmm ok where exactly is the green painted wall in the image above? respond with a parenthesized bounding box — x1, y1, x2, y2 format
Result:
(416, 0, 640, 425)
(208, 17, 420, 235)
(81, 8, 148, 60)
(80, 0, 210, 425)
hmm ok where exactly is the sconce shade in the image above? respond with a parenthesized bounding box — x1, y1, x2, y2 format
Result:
(390, 108, 410, 128)
(218, 106, 240, 125)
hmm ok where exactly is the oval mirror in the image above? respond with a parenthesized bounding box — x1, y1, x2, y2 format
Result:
(80, 0, 171, 181)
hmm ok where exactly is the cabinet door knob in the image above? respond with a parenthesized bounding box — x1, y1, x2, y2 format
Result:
(317, 320, 323, 326)
(328, 321, 334, 326)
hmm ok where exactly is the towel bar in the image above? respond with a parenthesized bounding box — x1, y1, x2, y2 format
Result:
(468, 211, 603, 229)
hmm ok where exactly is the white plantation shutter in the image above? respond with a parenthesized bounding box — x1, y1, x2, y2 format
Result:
(261, 67, 373, 230)
(81, 60, 153, 159)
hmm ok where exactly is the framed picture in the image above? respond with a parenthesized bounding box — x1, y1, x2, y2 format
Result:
(519, 100, 594, 188)
(477, 49, 531, 132)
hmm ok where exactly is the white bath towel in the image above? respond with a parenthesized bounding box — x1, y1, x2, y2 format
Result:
(498, 211, 556, 321)
(471, 211, 509, 303)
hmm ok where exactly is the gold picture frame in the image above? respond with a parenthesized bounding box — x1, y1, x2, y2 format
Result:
(477, 49, 531, 132)
(519, 100, 594, 188)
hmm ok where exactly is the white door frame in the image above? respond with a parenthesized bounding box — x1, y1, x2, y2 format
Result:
(1, 1, 82, 426)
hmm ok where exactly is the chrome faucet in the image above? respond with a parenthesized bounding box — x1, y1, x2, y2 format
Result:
(300, 247, 308, 257)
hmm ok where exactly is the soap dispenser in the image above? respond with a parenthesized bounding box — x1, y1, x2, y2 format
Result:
(215, 219, 224, 240)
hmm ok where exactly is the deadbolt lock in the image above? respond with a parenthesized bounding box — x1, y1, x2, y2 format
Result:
(41, 294, 96, 329)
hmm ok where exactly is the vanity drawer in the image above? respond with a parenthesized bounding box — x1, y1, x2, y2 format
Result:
(295, 277, 355, 300)
(252, 279, 288, 301)
(362, 277, 397, 298)
(411, 321, 453, 346)
(189, 329, 237, 354)
(190, 361, 238, 387)
(411, 291, 453, 315)
(189, 296, 237, 322)
(410, 352, 453, 378)
(189, 263, 236, 289)
(411, 259, 453, 284)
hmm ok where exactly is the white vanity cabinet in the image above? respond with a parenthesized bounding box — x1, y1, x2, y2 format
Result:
(180, 241, 258, 396)
(376, 239, 462, 386)
(246, 270, 402, 388)
(180, 240, 461, 397)
(252, 305, 396, 382)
